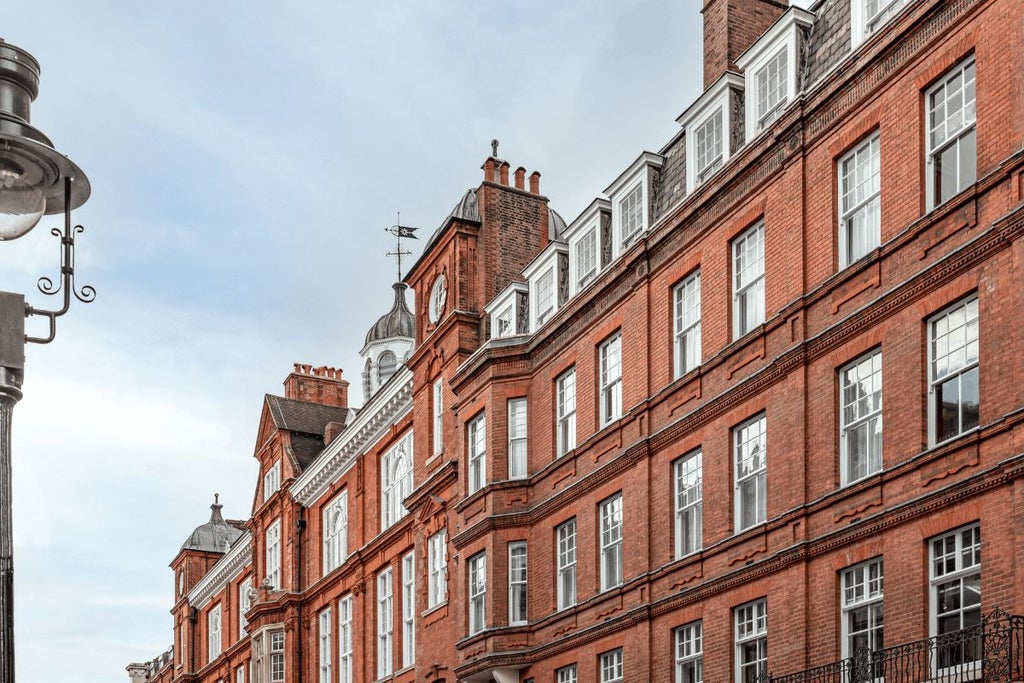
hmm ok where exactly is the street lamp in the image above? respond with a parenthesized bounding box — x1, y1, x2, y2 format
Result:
(0, 38, 92, 682)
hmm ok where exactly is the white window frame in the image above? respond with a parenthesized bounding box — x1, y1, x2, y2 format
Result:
(468, 552, 487, 635)
(851, 0, 912, 47)
(236, 664, 246, 683)
(679, 76, 741, 193)
(838, 132, 881, 268)
(318, 607, 332, 683)
(323, 489, 348, 575)
(486, 282, 528, 340)
(927, 296, 979, 446)
(265, 519, 281, 590)
(929, 524, 981, 673)
(735, 599, 767, 683)
(433, 378, 444, 454)
(467, 412, 487, 494)
(737, 10, 811, 140)
(841, 558, 884, 661)
(734, 414, 767, 532)
(270, 630, 285, 683)
(675, 620, 704, 683)
(494, 303, 515, 338)
(427, 529, 447, 608)
(925, 57, 977, 210)
(556, 519, 577, 610)
(377, 567, 394, 678)
(338, 595, 353, 683)
(556, 368, 577, 456)
(840, 350, 883, 485)
(556, 664, 578, 683)
(402, 552, 415, 668)
(535, 267, 556, 327)
(599, 332, 623, 427)
(208, 604, 222, 663)
(508, 541, 528, 626)
(599, 649, 624, 683)
(674, 270, 702, 378)
(732, 222, 765, 340)
(263, 461, 281, 500)
(599, 494, 623, 591)
(674, 449, 703, 559)
(694, 109, 725, 186)
(618, 182, 645, 249)
(238, 579, 251, 639)
(605, 153, 661, 259)
(381, 432, 414, 531)
(508, 398, 528, 480)
(574, 224, 600, 291)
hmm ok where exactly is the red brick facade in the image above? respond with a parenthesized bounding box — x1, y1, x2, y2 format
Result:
(131, 0, 1024, 681)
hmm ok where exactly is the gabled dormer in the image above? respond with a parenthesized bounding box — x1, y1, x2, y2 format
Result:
(604, 152, 663, 258)
(736, 6, 814, 142)
(564, 198, 612, 296)
(522, 240, 568, 333)
(485, 282, 529, 340)
(677, 73, 745, 193)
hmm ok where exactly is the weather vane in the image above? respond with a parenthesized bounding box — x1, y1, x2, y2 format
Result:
(385, 212, 418, 281)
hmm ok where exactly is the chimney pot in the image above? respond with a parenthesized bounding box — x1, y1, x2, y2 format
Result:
(514, 167, 526, 190)
(529, 171, 541, 194)
(499, 161, 510, 186)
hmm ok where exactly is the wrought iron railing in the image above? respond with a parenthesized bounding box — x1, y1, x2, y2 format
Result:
(759, 608, 1023, 683)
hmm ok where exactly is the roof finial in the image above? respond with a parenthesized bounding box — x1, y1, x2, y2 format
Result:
(386, 213, 419, 281)
(209, 493, 224, 523)
(491, 138, 499, 158)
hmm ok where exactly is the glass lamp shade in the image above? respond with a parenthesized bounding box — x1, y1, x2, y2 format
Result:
(0, 167, 46, 240)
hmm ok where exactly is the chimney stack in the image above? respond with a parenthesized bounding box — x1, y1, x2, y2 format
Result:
(702, 0, 787, 87)
(283, 364, 349, 409)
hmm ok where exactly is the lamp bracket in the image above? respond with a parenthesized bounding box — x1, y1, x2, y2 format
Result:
(24, 176, 94, 345)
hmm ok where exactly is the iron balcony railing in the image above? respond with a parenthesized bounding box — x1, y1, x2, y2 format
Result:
(760, 608, 1024, 683)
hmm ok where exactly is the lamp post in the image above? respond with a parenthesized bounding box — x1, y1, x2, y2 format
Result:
(0, 38, 92, 682)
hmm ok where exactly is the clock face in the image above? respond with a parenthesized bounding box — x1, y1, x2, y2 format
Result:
(429, 275, 447, 324)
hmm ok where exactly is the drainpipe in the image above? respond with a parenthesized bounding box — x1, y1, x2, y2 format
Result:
(187, 605, 198, 675)
(296, 507, 306, 683)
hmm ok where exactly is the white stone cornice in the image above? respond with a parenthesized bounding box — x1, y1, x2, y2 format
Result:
(188, 533, 252, 607)
(291, 368, 414, 506)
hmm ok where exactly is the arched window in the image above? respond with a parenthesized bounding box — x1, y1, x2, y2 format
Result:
(378, 351, 398, 385)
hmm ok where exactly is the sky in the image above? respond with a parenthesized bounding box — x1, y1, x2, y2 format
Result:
(0, 1, 725, 680)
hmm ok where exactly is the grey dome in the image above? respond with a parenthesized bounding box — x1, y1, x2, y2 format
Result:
(364, 283, 415, 345)
(180, 495, 244, 553)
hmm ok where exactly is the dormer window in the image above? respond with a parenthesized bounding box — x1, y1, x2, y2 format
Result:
(565, 198, 611, 297)
(678, 74, 743, 192)
(523, 242, 568, 333)
(604, 153, 663, 259)
(755, 48, 788, 129)
(575, 227, 598, 288)
(535, 270, 555, 325)
(495, 304, 514, 337)
(736, 8, 813, 143)
(695, 109, 725, 184)
(619, 183, 644, 248)
(263, 461, 281, 499)
(852, 0, 910, 47)
(485, 282, 528, 340)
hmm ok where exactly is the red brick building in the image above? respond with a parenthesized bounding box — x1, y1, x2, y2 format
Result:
(130, 0, 1024, 681)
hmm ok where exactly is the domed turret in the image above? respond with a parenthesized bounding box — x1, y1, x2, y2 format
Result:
(361, 283, 415, 399)
(180, 494, 243, 553)
(364, 283, 415, 346)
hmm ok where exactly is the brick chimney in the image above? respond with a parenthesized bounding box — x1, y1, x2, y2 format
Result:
(702, 0, 787, 87)
(283, 364, 349, 408)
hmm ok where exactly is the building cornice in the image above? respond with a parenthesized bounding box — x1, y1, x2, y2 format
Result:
(187, 533, 252, 608)
(291, 367, 414, 506)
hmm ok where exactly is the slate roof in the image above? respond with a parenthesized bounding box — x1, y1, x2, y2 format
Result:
(265, 394, 349, 436)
